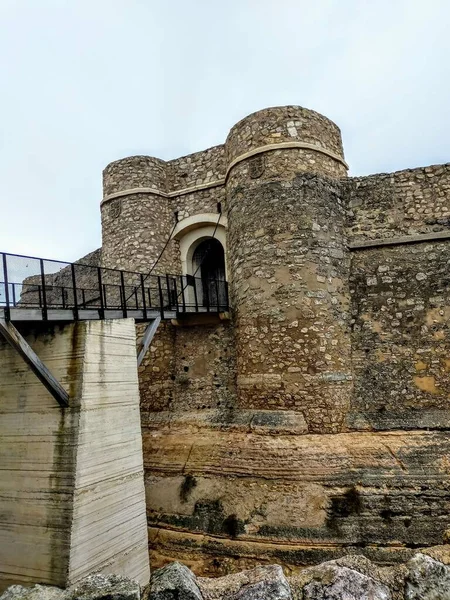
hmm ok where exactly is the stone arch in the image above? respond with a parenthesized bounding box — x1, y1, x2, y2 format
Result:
(173, 214, 228, 280)
(173, 214, 228, 310)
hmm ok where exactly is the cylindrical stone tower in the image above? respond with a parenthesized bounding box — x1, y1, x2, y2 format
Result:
(226, 106, 351, 433)
(101, 155, 178, 274)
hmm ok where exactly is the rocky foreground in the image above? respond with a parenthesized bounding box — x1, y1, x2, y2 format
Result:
(2, 552, 450, 600)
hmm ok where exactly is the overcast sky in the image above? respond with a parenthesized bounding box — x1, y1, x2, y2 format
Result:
(1, 0, 449, 262)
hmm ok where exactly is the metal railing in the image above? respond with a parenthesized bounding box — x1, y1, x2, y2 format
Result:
(0, 251, 229, 321)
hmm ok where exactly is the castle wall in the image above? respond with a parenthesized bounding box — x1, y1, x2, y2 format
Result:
(138, 321, 176, 420)
(226, 106, 347, 179)
(346, 164, 450, 242)
(345, 164, 450, 431)
(168, 145, 226, 190)
(226, 106, 345, 161)
(101, 192, 178, 274)
(227, 173, 351, 432)
(170, 187, 226, 224)
(138, 321, 237, 429)
(348, 240, 450, 431)
(170, 323, 236, 413)
(96, 105, 450, 575)
(103, 156, 167, 196)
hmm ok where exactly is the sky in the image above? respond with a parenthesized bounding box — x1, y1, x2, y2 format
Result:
(0, 0, 449, 262)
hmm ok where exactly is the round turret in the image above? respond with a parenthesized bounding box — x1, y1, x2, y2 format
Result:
(103, 155, 167, 196)
(225, 105, 347, 181)
(101, 155, 177, 273)
(225, 106, 352, 430)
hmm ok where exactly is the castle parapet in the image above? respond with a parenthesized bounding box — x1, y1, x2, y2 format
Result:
(103, 155, 167, 198)
(226, 106, 348, 180)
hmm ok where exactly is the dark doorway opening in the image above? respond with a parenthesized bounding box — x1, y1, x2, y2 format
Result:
(192, 238, 226, 309)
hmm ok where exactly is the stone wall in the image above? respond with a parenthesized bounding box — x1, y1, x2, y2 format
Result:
(99, 105, 349, 278)
(168, 145, 226, 190)
(139, 320, 236, 426)
(101, 191, 179, 274)
(346, 164, 450, 242)
(138, 321, 176, 420)
(348, 240, 450, 430)
(170, 187, 225, 224)
(103, 156, 167, 196)
(19, 248, 102, 309)
(0, 319, 150, 591)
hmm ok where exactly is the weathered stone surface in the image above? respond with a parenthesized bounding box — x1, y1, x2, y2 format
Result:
(346, 164, 450, 243)
(421, 544, 450, 565)
(228, 173, 351, 430)
(348, 241, 450, 432)
(144, 427, 450, 570)
(290, 563, 390, 600)
(0, 585, 63, 600)
(197, 564, 291, 600)
(0, 575, 140, 600)
(65, 574, 140, 600)
(405, 553, 450, 600)
(147, 563, 202, 600)
(332, 555, 407, 600)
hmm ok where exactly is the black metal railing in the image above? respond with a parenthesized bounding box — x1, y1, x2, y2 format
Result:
(0, 251, 229, 321)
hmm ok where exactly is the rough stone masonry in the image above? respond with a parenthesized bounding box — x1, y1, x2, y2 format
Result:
(68, 106, 450, 573)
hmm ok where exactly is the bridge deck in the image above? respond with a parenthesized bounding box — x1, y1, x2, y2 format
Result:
(1, 251, 229, 322)
(0, 307, 178, 322)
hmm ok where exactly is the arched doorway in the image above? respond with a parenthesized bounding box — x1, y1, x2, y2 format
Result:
(192, 238, 227, 309)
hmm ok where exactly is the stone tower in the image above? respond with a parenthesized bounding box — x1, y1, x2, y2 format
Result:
(225, 107, 351, 432)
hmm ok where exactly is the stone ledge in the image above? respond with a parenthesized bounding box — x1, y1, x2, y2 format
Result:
(348, 230, 450, 250)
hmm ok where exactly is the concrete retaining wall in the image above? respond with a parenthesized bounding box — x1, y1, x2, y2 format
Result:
(0, 319, 150, 591)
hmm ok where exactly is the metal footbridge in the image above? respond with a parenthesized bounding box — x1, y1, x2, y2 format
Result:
(0, 251, 229, 407)
(0, 251, 228, 323)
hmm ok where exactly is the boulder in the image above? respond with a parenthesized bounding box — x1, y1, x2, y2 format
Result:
(332, 555, 407, 600)
(197, 564, 291, 600)
(289, 563, 391, 600)
(147, 562, 202, 600)
(405, 553, 450, 600)
(0, 585, 63, 600)
(64, 574, 140, 600)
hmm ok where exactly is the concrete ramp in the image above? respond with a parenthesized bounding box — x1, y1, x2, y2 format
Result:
(0, 319, 150, 591)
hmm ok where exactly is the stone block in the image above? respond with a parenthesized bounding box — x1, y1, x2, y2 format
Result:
(147, 563, 202, 600)
(405, 553, 450, 600)
(198, 564, 291, 600)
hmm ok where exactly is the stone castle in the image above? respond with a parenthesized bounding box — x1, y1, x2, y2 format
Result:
(2, 105, 450, 590)
(97, 105, 450, 574)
